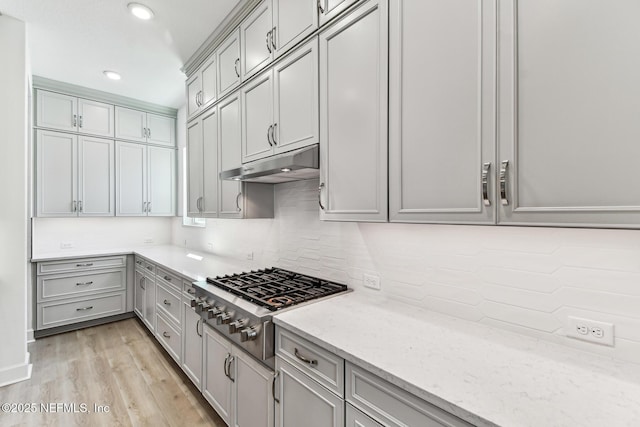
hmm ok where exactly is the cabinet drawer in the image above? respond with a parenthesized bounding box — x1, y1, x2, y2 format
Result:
(38, 256, 126, 275)
(143, 260, 156, 275)
(157, 267, 181, 290)
(38, 269, 125, 302)
(347, 403, 383, 427)
(156, 312, 182, 363)
(37, 292, 126, 330)
(346, 363, 472, 427)
(276, 327, 344, 397)
(134, 256, 145, 269)
(156, 282, 181, 325)
(183, 280, 197, 298)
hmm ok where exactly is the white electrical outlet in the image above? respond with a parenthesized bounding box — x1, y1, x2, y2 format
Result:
(60, 242, 74, 249)
(567, 316, 614, 346)
(246, 252, 254, 260)
(144, 238, 154, 244)
(363, 273, 381, 290)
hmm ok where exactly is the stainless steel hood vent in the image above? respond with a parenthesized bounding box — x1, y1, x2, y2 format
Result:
(219, 145, 319, 184)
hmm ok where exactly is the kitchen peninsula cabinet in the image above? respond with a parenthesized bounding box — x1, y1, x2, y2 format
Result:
(389, 0, 496, 224)
(318, 0, 388, 222)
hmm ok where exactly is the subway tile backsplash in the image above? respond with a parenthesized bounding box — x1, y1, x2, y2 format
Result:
(174, 178, 640, 363)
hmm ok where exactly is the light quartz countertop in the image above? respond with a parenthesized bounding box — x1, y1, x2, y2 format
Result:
(273, 292, 640, 427)
(31, 245, 251, 281)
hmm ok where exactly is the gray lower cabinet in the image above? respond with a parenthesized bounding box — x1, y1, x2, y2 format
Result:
(346, 404, 382, 427)
(155, 273, 182, 364)
(181, 293, 203, 390)
(36, 256, 126, 330)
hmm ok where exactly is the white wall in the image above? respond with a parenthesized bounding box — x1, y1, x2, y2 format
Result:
(0, 15, 31, 386)
(173, 179, 640, 364)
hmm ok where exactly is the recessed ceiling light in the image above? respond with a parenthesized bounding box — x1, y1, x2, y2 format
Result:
(103, 70, 121, 80)
(128, 3, 154, 20)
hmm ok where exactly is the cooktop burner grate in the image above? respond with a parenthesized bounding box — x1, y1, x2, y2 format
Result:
(206, 268, 347, 311)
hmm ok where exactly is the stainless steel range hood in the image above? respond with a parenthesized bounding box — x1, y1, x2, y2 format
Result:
(219, 144, 319, 184)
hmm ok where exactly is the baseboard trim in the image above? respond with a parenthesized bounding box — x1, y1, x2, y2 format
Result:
(0, 353, 32, 388)
(26, 329, 35, 343)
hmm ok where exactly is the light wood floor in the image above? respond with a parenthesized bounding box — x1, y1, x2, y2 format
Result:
(0, 318, 225, 427)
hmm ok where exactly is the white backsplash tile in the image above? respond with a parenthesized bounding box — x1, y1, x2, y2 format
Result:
(172, 179, 640, 364)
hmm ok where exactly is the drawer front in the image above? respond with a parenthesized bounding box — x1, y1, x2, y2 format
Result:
(182, 280, 197, 298)
(347, 403, 383, 427)
(38, 292, 126, 329)
(276, 327, 344, 397)
(157, 267, 181, 291)
(156, 282, 181, 325)
(346, 363, 472, 427)
(39, 256, 126, 275)
(156, 312, 182, 363)
(134, 256, 145, 269)
(143, 261, 156, 276)
(38, 269, 125, 302)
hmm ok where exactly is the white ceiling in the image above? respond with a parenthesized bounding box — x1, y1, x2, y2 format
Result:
(0, 0, 241, 108)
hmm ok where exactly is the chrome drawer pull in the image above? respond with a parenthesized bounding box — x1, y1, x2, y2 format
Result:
(272, 371, 280, 403)
(147, 265, 153, 271)
(235, 192, 242, 212)
(294, 348, 318, 367)
(500, 160, 510, 206)
(76, 306, 93, 311)
(163, 275, 172, 281)
(136, 260, 142, 265)
(187, 288, 195, 295)
(266, 30, 272, 53)
(317, 0, 325, 14)
(163, 299, 171, 306)
(234, 58, 240, 78)
(318, 183, 325, 210)
(162, 331, 170, 338)
(482, 162, 491, 206)
(196, 318, 203, 337)
(76, 263, 93, 267)
(76, 281, 94, 286)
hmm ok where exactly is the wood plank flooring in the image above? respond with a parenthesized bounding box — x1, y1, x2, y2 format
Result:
(0, 318, 226, 427)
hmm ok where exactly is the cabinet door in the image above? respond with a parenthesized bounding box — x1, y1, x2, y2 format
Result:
(146, 113, 175, 147)
(273, 0, 318, 58)
(78, 136, 115, 216)
(203, 324, 233, 425)
(182, 300, 203, 390)
(319, 0, 359, 26)
(36, 90, 77, 132)
(36, 130, 78, 217)
(232, 349, 274, 427)
(242, 71, 274, 162)
(78, 98, 114, 137)
(202, 108, 219, 216)
(134, 269, 145, 319)
(115, 141, 147, 216)
(273, 39, 319, 154)
(143, 275, 156, 332)
(218, 94, 244, 218)
(147, 146, 176, 216)
(498, 0, 640, 228)
(319, 0, 388, 222)
(187, 73, 202, 121)
(201, 55, 218, 108)
(241, 0, 274, 80)
(218, 29, 242, 98)
(115, 107, 146, 142)
(187, 119, 203, 217)
(275, 357, 344, 427)
(389, 0, 496, 224)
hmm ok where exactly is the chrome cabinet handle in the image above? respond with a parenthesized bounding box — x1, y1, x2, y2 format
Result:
(76, 263, 93, 267)
(294, 348, 318, 367)
(223, 353, 231, 378)
(234, 58, 240, 78)
(235, 192, 242, 212)
(73, 200, 77, 212)
(79, 115, 83, 128)
(147, 202, 151, 213)
(482, 162, 491, 207)
(163, 331, 170, 338)
(500, 160, 509, 206)
(271, 27, 276, 51)
(143, 201, 147, 212)
(140, 276, 145, 290)
(272, 371, 280, 403)
(163, 275, 172, 282)
(266, 31, 272, 53)
(78, 200, 83, 212)
(196, 318, 203, 337)
(187, 287, 195, 295)
(136, 260, 143, 265)
(146, 265, 153, 271)
(317, 0, 325, 13)
(143, 127, 147, 138)
(163, 299, 171, 306)
(267, 125, 274, 146)
(147, 128, 151, 138)
(76, 281, 93, 286)
(272, 123, 277, 145)
(73, 114, 77, 127)
(227, 356, 235, 382)
(318, 183, 325, 210)
(76, 306, 93, 311)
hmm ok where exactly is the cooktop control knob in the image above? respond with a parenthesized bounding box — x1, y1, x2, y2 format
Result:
(229, 319, 246, 334)
(195, 298, 211, 313)
(240, 326, 258, 342)
(216, 311, 231, 325)
(207, 306, 222, 319)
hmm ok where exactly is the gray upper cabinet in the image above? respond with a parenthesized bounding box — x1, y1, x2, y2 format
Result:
(115, 106, 175, 147)
(218, 93, 244, 218)
(187, 119, 203, 217)
(319, 0, 388, 222)
(241, 0, 274, 80)
(241, 70, 274, 163)
(272, 0, 318, 58)
(187, 107, 219, 217)
(187, 54, 217, 122)
(498, 0, 640, 228)
(389, 0, 496, 224)
(36, 130, 114, 217)
(319, 0, 359, 26)
(36, 90, 114, 137)
(218, 29, 242, 98)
